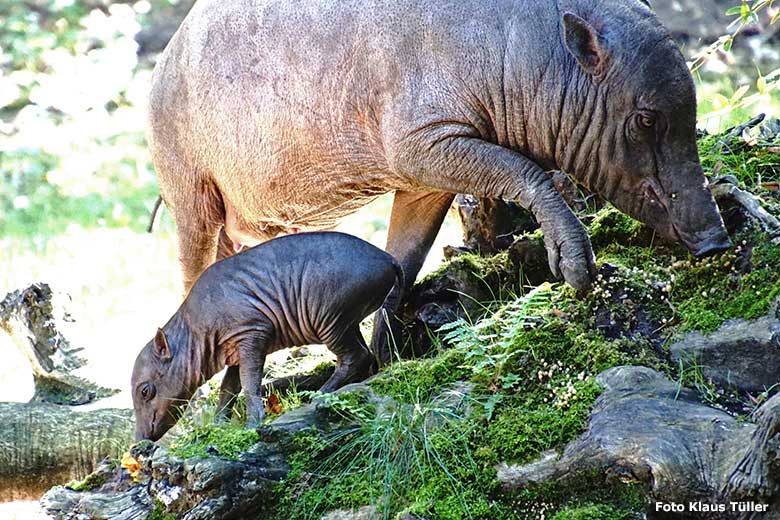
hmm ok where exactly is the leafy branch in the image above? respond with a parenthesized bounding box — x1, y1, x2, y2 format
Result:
(690, 0, 780, 123)
(689, 0, 779, 72)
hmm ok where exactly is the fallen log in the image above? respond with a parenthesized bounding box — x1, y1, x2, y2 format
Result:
(0, 402, 132, 501)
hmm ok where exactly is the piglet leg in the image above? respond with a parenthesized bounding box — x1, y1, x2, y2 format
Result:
(321, 326, 373, 393)
(238, 338, 268, 429)
(215, 365, 242, 422)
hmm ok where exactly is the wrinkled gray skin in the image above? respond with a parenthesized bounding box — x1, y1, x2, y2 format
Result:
(149, 0, 731, 363)
(131, 232, 401, 441)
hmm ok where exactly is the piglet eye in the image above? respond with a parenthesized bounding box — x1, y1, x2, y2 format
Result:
(140, 383, 156, 401)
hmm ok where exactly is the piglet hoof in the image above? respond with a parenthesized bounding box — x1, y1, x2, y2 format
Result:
(244, 406, 265, 430)
(245, 418, 263, 431)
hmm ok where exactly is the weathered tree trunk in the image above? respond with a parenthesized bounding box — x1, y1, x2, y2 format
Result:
(0, 402, 133, 501)
(0, 283, 117, 405)
(497, 365, 780, 519)
(0, 284, 132, 501)
(454, 194, 538, 254)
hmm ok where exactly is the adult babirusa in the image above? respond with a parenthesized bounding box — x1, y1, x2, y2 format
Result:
(147, 0, 730, 364)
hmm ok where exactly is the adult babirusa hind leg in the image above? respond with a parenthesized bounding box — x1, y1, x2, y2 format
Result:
(156, 164, 226, 295)
(370, 190, 455, 366)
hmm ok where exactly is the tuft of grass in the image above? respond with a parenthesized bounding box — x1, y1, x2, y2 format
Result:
(698, 130, 780, 189)
(674, 357, 721, 406)
(271, 388, 495, 520)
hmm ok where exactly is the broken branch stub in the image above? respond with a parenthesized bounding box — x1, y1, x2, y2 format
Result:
(0, 283, 118, 405)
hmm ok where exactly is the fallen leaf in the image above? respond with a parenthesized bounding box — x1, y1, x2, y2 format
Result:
(121, 452, 140, 481)
(761, 182, 780, 192)
(265, 393, 283, 414)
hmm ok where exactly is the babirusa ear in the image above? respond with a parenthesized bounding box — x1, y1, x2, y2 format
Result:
(562, 12, 607, 75)
(154, 328, 172, 360)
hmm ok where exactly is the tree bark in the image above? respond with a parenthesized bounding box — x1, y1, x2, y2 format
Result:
(0, 402, 133, 501)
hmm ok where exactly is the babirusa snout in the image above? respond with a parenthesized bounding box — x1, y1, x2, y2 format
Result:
(134, 426, 150, 442)
(688, 227, 732, 258)
(667, 171, 731, 257)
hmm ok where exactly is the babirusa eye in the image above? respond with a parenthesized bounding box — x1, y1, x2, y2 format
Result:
(141, 383, 156, 401)
(638, 113, 655, 128)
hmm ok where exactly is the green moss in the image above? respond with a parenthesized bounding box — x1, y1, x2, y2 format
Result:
(415, 249, 526, 306)
(484, 379, 601, 464)
(418, 251, 512, 286)
(589, 223, 780, 334)
(148, 500, 177, 520)
(65, 471, 106, 492)
(588, 206, 654, 252)
(511, 470, 647, 520)
(170, 423, 259, 460)
(670, 232, 780, 332)
(550, 504, 637, 520)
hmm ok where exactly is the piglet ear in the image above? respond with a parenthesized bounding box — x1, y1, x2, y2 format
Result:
(154, 328, 172, 361)
(562, 12, 608, 75)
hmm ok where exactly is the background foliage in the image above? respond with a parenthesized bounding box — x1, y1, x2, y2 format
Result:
(0, 0, 778, 240)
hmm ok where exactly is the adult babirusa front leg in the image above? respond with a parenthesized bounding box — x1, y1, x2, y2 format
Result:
(370, 190, 456, 366)
(392, 130, 597, 291)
